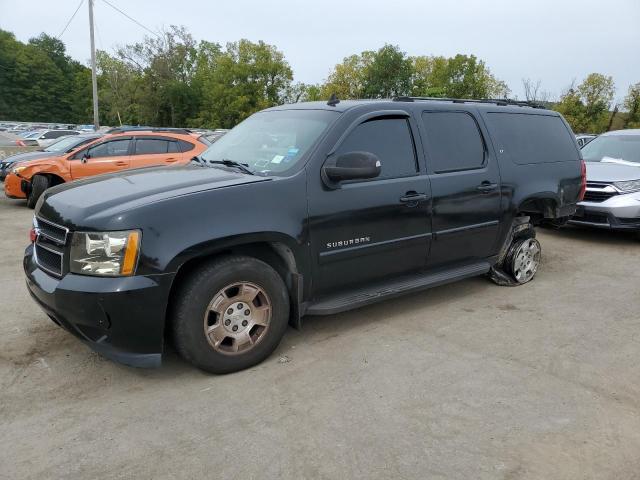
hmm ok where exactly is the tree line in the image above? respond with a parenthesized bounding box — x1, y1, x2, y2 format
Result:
(1, 27, 639, 133)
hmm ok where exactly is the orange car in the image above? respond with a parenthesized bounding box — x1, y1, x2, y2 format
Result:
(4, 128, 210, 208)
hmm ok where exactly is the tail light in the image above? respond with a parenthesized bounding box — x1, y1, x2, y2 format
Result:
(16, 140, 25, 147)
(578, 159, 587, 201)
(29, 227, 37, 243)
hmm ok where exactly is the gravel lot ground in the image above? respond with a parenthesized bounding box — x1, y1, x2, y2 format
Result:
(1, 190, 639, 480)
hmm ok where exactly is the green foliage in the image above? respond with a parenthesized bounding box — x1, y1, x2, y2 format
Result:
(322, 47, 509, 100)
(554, 73, 616, 133)
(623, 82, 640, 128)
(0, 30, 91, 123)
(0, 26, 635, 134)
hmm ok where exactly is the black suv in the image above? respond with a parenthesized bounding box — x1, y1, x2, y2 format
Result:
(24, 98, 585, 373)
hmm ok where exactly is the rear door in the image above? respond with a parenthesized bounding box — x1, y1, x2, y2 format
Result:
(420, 109, 502, 268)
(69, 137, 132, 179)
(131, 137, 182, 168)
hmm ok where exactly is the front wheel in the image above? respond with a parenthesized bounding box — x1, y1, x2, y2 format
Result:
(26, 174, 50, 209)
(171, 256, 290, 374)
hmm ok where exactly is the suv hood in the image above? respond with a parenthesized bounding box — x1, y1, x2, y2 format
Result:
(586, 161, 640, 183)
(38, 165, 271, 223)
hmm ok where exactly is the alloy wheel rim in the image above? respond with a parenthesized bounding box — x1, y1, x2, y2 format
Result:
(203, 282, 272, 355)
(512, 238, 541, 283)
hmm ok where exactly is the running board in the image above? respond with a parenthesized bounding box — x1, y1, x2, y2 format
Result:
(305, 261, 491, 316)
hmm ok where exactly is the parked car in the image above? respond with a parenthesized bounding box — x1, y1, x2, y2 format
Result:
(569, 129, 640, 233)
(0, 133, 103, 181)
(77, 124, 96, 133)
(576, 133, 597, 147)
(23, 98, 584, 373)
(16, 129, 79, 147)
(5, 128, 209, 207)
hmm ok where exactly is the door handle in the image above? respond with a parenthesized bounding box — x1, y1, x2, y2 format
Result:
(399, 192, 429, 205)
(115, 161, 128, 166)
(477, 182, 498, 193)
(165, 157, 177, 162)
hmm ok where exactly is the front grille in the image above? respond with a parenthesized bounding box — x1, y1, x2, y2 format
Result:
(577, 213, 609, 225)
(583, 182, 618, 203)
(583, 191, 616, 202)
(34, 217, 69, 277)
(35, 242, 64, 275)
(35, 216, 68, 244)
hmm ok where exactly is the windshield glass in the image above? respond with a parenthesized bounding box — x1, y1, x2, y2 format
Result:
(44, 136, 87, 152)
(581, 134, 640, 164)
(200, 110, 339, 175)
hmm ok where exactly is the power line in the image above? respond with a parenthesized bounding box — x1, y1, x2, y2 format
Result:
(57, 0, 85, 39)
(100, 0, 161, 38)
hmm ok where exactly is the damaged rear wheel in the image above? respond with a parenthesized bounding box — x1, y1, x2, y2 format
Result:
(505, 237, 541, 284)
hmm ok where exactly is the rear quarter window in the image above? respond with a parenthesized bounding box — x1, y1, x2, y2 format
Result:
(485, 113, 578, 164)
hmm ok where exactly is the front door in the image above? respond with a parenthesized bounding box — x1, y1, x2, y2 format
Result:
(309, 114, 432, 296)
(420, 109, 502, 268)
(70, 137, 132, 180)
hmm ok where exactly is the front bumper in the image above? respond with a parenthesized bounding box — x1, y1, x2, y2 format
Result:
(569, 191, 640, 230)
(4, 172, 27, 199)
(24, 244, 175, 368)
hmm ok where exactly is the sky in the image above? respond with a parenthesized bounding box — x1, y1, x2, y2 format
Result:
(1, 0, 639, 103)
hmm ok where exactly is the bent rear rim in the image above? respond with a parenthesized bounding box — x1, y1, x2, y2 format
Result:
(203, 282, 272, 355)
(511, 238, 541, 283)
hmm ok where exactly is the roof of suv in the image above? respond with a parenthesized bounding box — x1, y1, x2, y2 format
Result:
(266, 97, 555, 115)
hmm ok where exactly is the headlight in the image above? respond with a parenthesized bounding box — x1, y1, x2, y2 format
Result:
(613, 179, 640, 194)
(12, 166, 26, 175)
(70, 230, 141, 276)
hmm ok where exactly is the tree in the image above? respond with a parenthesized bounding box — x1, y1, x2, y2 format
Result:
(522, 78, 550, 103)
(555, 74, 615, 133)
(623, 82, 640, 128)
(361, 45, 412, 98)
(194, 39, 293, 128)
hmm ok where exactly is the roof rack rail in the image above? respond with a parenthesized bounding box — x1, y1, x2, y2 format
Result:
(107, 126, 193, 134)
(392, 96, 545, 109)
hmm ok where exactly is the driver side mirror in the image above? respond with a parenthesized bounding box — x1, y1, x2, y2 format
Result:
(81, 152, 91, 163)
(322, 151, 381, 187)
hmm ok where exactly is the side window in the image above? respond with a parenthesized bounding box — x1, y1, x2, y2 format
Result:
(485, 113, 578, 164)
(422, 112, 485, 173)
(134, 138, 170, 155)
(167, 141, 179, 153)
(88, 139, 131, 158)
(178, 140, 195, 152)
(43, 131, 59, 139)
(336, 117, 417, 180)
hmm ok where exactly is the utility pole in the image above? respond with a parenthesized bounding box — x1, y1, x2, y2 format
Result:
(88, 0, 99, 129)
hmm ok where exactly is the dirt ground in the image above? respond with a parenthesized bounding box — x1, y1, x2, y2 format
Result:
(1, 190, 639, 480)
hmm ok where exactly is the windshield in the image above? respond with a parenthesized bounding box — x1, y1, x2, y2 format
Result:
(200, 110, 339, 175)
(44, 135, 87, 152)
(581, 134, 640, 165)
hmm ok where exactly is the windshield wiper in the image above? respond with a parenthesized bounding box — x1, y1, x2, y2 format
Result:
(207, 159, 255, 175)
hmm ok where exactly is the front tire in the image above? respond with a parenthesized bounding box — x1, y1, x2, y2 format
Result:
(171, 256, 290, 374)
(27, 174, 50, 209)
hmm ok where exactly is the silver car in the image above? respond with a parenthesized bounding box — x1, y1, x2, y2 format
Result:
(570, 129, 640, 232)
(19, 129, 79, 147)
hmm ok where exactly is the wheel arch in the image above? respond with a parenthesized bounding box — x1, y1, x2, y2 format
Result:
(165, 233, 306, 337)
(516, 193, 560, 223)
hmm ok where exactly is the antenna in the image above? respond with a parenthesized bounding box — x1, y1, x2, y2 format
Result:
(327, 93, 340, 107)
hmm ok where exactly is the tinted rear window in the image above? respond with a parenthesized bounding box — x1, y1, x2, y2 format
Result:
(422, 112, 485, 172)
(486, 113, 578, 164)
